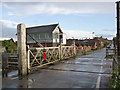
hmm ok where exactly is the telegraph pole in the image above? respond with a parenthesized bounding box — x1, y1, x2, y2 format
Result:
(116, 1, 120, 56)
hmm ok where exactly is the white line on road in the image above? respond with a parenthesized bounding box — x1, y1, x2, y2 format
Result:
(96, 74, 102, 88)
(96, 59, 103, 89)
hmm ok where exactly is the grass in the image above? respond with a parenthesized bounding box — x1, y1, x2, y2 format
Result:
(76, 47, 104, 56)
(76, 50, 85, 56)
(109, 56, 120, 88)
(85, 49, 97, 53)
(109, 70, 120, 88)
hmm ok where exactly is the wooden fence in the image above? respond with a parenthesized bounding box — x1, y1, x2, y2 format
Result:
(106, 48, 115, 57)
(2, 53, 18, 71)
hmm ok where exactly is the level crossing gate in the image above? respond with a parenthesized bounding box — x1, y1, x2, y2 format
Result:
(28, 45, 75, 71)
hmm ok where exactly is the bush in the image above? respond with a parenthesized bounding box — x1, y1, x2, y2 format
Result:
(1, 39, 17, 52)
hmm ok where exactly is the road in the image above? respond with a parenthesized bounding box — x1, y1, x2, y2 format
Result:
(2, 48, 113, 88)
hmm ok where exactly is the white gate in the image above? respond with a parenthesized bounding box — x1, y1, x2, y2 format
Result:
(28, 45, 75, 70)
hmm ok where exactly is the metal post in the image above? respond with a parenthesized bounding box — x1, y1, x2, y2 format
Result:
(17, 24, 27, 76)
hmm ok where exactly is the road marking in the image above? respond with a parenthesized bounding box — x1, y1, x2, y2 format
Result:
(96, 59, 103, 89)
(96, 74, 101, 88)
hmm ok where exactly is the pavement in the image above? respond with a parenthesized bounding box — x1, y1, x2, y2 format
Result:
(2, 48, 113, 88)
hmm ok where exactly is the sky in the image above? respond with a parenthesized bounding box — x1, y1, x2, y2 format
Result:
(0, 0, 118, 40)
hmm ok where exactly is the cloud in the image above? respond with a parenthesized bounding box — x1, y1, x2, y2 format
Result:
(64, 29, 115, 40)
(1, 20, 18, 28)
(96, 32, 115, 40)
(102, 29, 115, 32)
(0, 37, 12, 41)
(1, 19, 115, 41)
(1, 0, 119, 2)
(8, 12, 15, 16)
(63, 30, 96, 39)
(0, 20, 39, 40)
(2, 2, 115, 17)
(0, 20, 18, 40)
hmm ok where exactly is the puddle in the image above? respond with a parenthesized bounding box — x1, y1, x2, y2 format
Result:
(2, 70, 34, 88)
(17, 77, 34, 88)
(8, 71, 18, 77)
(2, 70, 18, 79)
(78, 62, 92, 65)
(11, 76, 19, 80)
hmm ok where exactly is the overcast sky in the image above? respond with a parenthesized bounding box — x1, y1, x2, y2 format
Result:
(0, 1, 117, 40)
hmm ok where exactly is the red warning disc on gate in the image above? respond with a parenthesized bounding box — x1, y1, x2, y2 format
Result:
(76, 47, 78, 49)
(43, 52, 46, 60)
(70, 49, 72, 54)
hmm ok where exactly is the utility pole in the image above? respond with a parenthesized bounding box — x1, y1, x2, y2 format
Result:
(116, 1, 120, 56)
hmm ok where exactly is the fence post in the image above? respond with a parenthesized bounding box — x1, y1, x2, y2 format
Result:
(59, 45, 61, 60)
(115, 46, 117, 55)
(113, 57, 115, 71)
(2, 52, 8, 77)
(106, 48, 109, 57)
(2, 52, 8, 71)
(60, 45, 63, 59)
(17, 23, 27, 76)
(73, 41, 76, 56)
(27, 45, 31, 73)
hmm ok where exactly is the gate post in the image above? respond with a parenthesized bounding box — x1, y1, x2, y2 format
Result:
(73, 40, 76, 56)
(17, 23, 27, 76)
(59, 45, 61, 60)
(27, 45, 31, 73)
(2, 53, 8, 71)
(106, 48, 109, 57)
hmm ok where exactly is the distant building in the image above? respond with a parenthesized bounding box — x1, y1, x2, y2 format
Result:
(66, 36, 110, 52)
(93, 36, 109, 47)
(26, 24, 66, 47)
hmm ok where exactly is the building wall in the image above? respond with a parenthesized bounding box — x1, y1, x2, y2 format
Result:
(83, 46, 92, 51)
(52, 27, 60, 43)
(28, 43, 55, 47)
(93, 42, 97, 49)
(26, 25, 67, 47)
(27, 33, 52, 44)
(62, 33, 66, 45)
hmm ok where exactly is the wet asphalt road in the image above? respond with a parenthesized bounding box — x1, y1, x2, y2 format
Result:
(2, 48, 113, 88)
